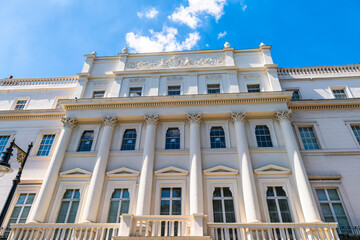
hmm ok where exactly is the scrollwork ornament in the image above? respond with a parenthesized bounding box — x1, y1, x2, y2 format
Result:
(61, 117, 77, 128)
(231, 112, 246, 122)
(275, 110, 292, 121)
(187, 113, 202, 125)
(144, 114, 159, 126)
(102, 116, 118, 128)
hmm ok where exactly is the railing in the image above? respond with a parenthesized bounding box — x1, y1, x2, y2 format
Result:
(207, 222, 339, 240)
(131, 215, 192, 237)
(0, 77, 77, 87)
(7, 223, 119, 240)
(337, 226, 360, 240)
(277, 64, 360, 76)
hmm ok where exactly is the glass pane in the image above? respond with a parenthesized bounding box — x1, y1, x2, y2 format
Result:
(10, 206, 21, 219)
(161, 188, 170, 198)
(20, 206, 31, 220)
(337, 216, 350, 227)
(160, 200, 170, 215)
(26, 194, 35, 204)
(267, 199, 280, 222)
(172, 200, 181, 215)
(64, 190, 73, 199)
(213, 188, 221, 198)
(213, 213, 223, 222)
(56, 201, 70, 223)
(74, 190, 80, 199)
(67, 201, 79, 223)
(278, 199, 292, 222)
(112, 190, 121, 198)
(266, 187, 275, 197)
(223, 188, 232, 197)
(213, 200, 224, 222)
(327, 189, 340, 201)
(324, 216, 335, 222)
(122, 189, 130, 199)
(316, 189, 327, 201)
(275, 187, 286, 197)
(108, 201, 119, 223)
(17, 194, 26, 204)
(172, 188, 181, 198)
(120, 200, 130, 215)
(320, 203, 333, 216)
(332, 203, 346, 216)
(224, 200, 235, 222)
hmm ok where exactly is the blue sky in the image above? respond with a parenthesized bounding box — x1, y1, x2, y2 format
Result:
(0, 0, 359, 78)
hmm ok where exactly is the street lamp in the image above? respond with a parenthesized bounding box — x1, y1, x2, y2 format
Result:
(0, 139, 33, 236)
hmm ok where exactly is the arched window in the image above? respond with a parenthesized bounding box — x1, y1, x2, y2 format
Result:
(255, 125, 273, 147)
(210, 127, 226, 149)
(56, 189, 80, 223)
(121, 129, 137, 150)
(212, 187, 235, 223)
(266, 187, 292, 223)
(78, 130, 94, 152)
(107, 189, 130, 223)
(165, 128, 180, 149)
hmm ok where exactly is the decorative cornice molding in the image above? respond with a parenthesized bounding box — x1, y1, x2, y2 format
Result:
(0, 113, 65, 121)
(277, 64, 360, 77)
(187, 113, 201, 125)
(61, 117, 77, 128)
(0, 76, 77, 87)
(274, 110, 292, 121)
(289, 100, 360, 111)
(144, 114, 159, 126)
(102, 116, 118, 127)
(231, 112, 246, 122)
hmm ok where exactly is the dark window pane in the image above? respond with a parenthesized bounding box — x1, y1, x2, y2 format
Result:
(247, 84, 260, 92)
(210, 127, 226, 149)
(172, 188, 181, 198)
(168, 86, 181, 95)
(121, 129, 137, 150)
(165, 128, 180, 149)
(161, 188, 171, 198)
(160, 200, 170, 215)
(207, 84, 220, 94)
(78, 131, 94, 152)
(255, 125, 273, 147)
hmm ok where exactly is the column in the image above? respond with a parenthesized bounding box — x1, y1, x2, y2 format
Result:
(135, 114, 158, 216)
(81, 116, 118, 223)
(231, 112, 261, 223)
(28, 117, 77, 223)
(187, 113, 203, 215)
(275, 110, 322, 222)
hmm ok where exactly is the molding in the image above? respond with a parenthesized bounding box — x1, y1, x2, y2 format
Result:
(59, 168, 92, 178)
(308, 174, 341, 181)
(289, 98, 360, 111)
(0, 109, 65, 121)
(300, 149, 360, 156)
(0, 76, 77, 87)
(154, 166, 189, 177)
(106, 167, 140, 178)
(254, 164, 291, 175)
(203, 165, 239, 176)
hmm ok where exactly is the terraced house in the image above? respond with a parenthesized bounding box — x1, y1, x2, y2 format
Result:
(0, 42, 359, 240)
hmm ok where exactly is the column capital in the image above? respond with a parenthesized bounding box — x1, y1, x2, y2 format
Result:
(144, 114, 159, 126)
(102, 116, 118, 128)
(275, 110, 292, 121)
(187, 113, 202, 125)
(231, 112, 246, 122)
(61, 117, 77, 128)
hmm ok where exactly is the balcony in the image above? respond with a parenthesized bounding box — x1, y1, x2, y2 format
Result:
(5, 215, 340, 240)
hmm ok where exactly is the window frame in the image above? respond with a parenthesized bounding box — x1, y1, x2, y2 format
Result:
(11, 97, 30, 110)
(248, 120, 279, 148)
(121, 129, 138, 151)
(205, 121, 231, 149)
(207, 83, 221, 94)
(115, 123, 142, 151)
(128, 86, 143, 97)
(160, 123, 185, 150)
(293, 122, 325, 150)
(77, 130, 95, 152)
(31, 130, 60, 157)
(255, 125, 274, 148)
(329, 86, 352, 99)
(246, 84, 261, 93)
(92, 90, 106, 99)
(0, 132, 15, 155)
(165, 128, 181, 150)
(167, 85, 182, 96)
(345, 121, 360, 148)
(154, 180, 186, 215)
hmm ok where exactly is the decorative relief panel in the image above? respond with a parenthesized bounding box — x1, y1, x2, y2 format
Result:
(129, 78, 146, 83)
(126, 56, 225, 70)
(91, 81, 110, 86)
(167, 76, 183, 81)
(205, 74, 222, 80)
(240, 74, 262, 80)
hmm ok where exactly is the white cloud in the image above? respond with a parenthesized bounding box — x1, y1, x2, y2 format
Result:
(137, 8, 159, 19)
(169, 0, 227, 29)
(240, 0, 247, 11)
(217, 31, 227, 39)
(126, 27, 200, 53)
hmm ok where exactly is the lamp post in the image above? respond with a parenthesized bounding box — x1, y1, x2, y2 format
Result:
(0, 139, 33, 236)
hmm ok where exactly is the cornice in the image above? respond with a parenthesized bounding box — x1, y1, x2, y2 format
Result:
(61, 92, 292, 111)
(0, 109, 65, 121)
(289, 98, 360, 111)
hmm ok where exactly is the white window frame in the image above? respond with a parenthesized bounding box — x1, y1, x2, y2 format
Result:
(329, 86, 352, 99)
(49, 181, 88, 223)
(258, 179, 299, 223)
(11, 97, 30, 110)
(128, 83, 144, 97)
(115, 123, 143, 151)
(248, 120, 279, 148)
(206, 179, 242, 223)
(92, 90, 106, 98)
(166, 83, 183, 96)
(0, 131, 16, 154)
(206, 82, 222, 94)
(154, 180, 186, 215)
(100, 180, 137, 222)
(293, 122, 326, 150)
(160, 122, 185, 150)
(205, 121, 231, 149)
(31, 130, 60, 157)
(70, 125, 100, 152)
(344, 121, 360, 148)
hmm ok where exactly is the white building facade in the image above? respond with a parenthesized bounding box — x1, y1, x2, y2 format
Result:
(0, 43, 359, 239)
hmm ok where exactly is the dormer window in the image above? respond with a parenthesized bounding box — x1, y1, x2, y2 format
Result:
(168, 86, 181, 96)
(247, 84, 260, 93)
(93, 91, 105, 98)
(332, 89, 347, 99)
(14, 100, 27, 110)
(129, 87, 142, 97)
(207, 84, 220, 94)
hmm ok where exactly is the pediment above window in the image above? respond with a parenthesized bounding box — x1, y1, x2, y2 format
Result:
(106, 167, 140, 177)
(60, 168, 92, 178)
(203, 165, 239, 176)
(254, 164, 291, 175)
(154, 166, 189, 176)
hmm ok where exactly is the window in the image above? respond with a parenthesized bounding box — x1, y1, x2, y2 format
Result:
(165, 128, 180, 150)
(316, 189, 350, 227)
(107, 189, 130, 223)
(351, 125, 360, 145)
(56, 189, 80, 223)
(247, 84, 260, 92)
(332, 89, 347, 99)
(77, 131, 94, 152)
(4, 193, 35, 237)
(129, 87, 142, 97)
(14, 100, 27, 110)
(298, 127, 320, 150)
(255, 125, 273, 147)
(291, 90, 301, 101)
(266, 187, 292, 223)
(160, 188, 181, 236)
(207, 84, 220, 94)
(210, 127, 226, 149)
(121, 129, 137, 150)
(0, 135, 10, 154)
(168, 85, 181, 96)
(37, 134, 55, 156)
(212, 187, 235, 223)
(93, 91, 105, 98)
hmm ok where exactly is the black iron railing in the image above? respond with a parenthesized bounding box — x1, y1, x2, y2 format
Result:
(337, 226, 360, 240)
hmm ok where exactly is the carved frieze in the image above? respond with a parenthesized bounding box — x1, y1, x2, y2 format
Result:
(167, 76, 183, 81)
(126, 56, 225, 70)
(129, 78, 145, 83)
(205, 74, 222, 80)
